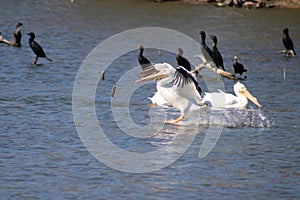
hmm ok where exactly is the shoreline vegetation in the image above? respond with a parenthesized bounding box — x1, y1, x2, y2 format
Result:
(148, 0, 300, 9)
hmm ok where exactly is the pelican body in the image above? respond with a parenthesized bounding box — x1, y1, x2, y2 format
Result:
(200, 82, 262, 109)
(137, 63, 202, 124)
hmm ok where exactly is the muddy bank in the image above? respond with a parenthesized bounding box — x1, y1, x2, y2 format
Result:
(149, 0, 300, 8)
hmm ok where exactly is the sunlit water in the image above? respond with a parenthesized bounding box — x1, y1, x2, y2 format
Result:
(1, 0, 300, 199)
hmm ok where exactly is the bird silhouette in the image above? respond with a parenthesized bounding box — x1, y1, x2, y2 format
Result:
(211, 35, 225, 71)
(27, 32, 52, 65)
(282, 28, 296, 57)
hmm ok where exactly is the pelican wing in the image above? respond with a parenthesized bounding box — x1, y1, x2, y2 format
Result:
(173, 67, 194, 87)
(174, 66, 202, 96)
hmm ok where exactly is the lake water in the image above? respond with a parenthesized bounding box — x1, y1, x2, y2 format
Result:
(1, 0, 300, 199)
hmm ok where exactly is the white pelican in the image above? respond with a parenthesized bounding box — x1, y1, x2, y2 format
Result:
(136, 63, 203, 124)
(138, 62, 172, 106)
(200, 81, 262, 109)
(147, 91, 169, 106)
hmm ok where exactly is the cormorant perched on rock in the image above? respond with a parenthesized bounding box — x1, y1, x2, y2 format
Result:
(199, 31, 213, 63)
(210, 35, 225, 71)
(233, 56, 247, 76)
(137, 45, 151, 69)
(176, 48, 191, 71)
(12, 22, 23, 47)
(27, 32, 52, 65)
(282, 28, 296, 57)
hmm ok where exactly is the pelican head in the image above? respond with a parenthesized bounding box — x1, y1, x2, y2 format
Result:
(136, 63, 174, 83)
(234, 82, 262, 108)
(136, 69, 170, 83)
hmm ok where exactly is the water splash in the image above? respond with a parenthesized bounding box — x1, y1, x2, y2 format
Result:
(182, 107, 273, 128)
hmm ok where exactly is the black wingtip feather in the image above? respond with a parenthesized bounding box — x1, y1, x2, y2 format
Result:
(174, 66, 202, 96)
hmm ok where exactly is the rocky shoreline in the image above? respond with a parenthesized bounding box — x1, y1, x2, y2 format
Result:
(149, 0, 300, 9)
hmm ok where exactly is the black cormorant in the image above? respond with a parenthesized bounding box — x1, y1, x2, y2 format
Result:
(233, 56, 247, 76)
(199, 31, 213, 63)
(210, 35, 225, 71)
(137, 45, 151, 69)
(176, 48, 191, 71)
(12, 22, 23, 47)
(282, 28, 296, 57)
(0, 32, 3, 44)
(27, 32, 52, 65)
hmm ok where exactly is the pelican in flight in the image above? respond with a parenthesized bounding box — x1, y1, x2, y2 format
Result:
(200, 81, 262, 109)
(136, 63, 202, 124)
